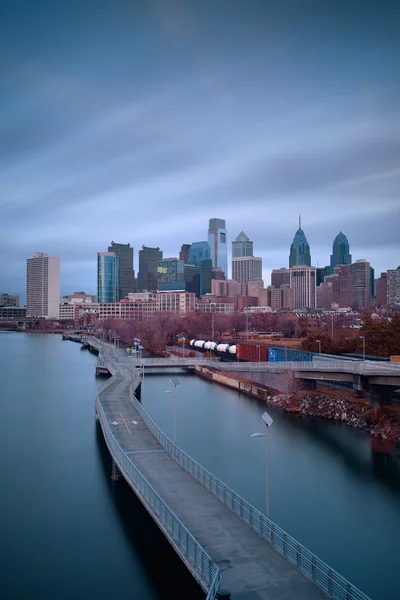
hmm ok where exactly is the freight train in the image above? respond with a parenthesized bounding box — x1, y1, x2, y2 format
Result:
(189, 340, 363, 363)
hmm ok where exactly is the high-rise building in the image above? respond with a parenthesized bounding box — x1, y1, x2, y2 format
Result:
(349, 260, 371, 310)
(289, 217, 311, 268)
(387, 267, 400, 305)
(0, 293, 19, 307)
(247, 279, 264, 297)
(208, 218, 228, 278)
(157, 258, 185, 291)
(184, 265, 200, 298)
(232, 256, 262, 284)
(370, 266, 375, 299)
(232, 231, 253, 258)
(138, 246, 163, 292)
(179, 244, 191, 264)
(108, 241, 134, 300)
(330, 265, 354, 308)
(188, 241, 212, 296)
(330, 232, 351, 271)
(290, 265, 316, 309)
(26, 252, 60, 318)
(375, 273, 387, 307)
(316, 266, 329, 286)
(266, 285, 295, 310)
(271, 268, 291, 288)
(97, 252, 119, 303)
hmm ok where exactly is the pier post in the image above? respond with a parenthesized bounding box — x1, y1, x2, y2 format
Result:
(111, 460, 121, 481)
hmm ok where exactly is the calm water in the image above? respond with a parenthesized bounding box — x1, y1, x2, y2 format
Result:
(1, 333, 399, 600)
(141, 373, 400, 600)
(0, 333, 204, 600)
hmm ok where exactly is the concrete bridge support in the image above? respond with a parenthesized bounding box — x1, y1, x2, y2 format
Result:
(369, 385, 393, 410)
(111, 460, 121, 481)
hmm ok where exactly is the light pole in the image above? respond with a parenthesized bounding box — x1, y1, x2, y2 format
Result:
(360, 335, 366, 361)
(257, 345, 261, 362)
(165, 377, 181, 444)
(250, 411, 274, 518)
(316, 339, 321, 355)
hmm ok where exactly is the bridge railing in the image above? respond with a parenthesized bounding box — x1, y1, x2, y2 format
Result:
(213, 359, 400, 375)
(96, 362, 220, 599)
(129, 380, 371, 600)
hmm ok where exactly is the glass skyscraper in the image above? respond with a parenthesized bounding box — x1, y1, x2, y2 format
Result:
(97, 252, 119, 302)
(188, 241, 212, 296)
(330, 232, 351, 271)
(108, 241, 134, 300)
(138, 246, 163, 292)
(232, 231, 253, 257)
(289, 218, 311, 267)
(208, 218, 227, 278)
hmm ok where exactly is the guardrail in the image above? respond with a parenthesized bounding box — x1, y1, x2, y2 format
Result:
(96, 354, 220, 599)
(129, 381, 371, 600)
(214, 360, 400, 376)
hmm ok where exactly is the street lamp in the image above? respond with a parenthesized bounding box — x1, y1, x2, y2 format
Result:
(250, 411, 273, 518)
(256, 345, 261, 362)
(316, 339, 321, 355)
(165, 377, 182, 444)
(360, 335, 366, 361)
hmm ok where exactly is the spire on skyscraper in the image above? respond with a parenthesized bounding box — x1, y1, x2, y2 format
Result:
(289, 219, 311, 267)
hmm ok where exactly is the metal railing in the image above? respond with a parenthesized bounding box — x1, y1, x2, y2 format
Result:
(213, 359, 400, 376)
(96, 358, 220, 599)
(129, 381, 371, 600)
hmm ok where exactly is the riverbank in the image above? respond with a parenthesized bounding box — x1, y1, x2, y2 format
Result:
(195, 366, 400, 455)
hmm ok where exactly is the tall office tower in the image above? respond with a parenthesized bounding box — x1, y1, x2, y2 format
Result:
(184, 264, 200, 297)
(211, 267, 225, 280)
(331, 265, 354, 308)
(138, 246, 163, 292)
(267, 284, 295, 311)
(247, 279, 264, 297)
(316, 266, 329, 286)
(271, 268, 291, 288)
(330, 232, 351, 272)
(289, 216, 311, 268)
(157, 258, 185, 291)
(387, 267, 400, 305)
(375, 273, 387, 307)
(108, 241, 134, 300)
(188, 241, 212, 296)
(208, 218, 228, 278)
(97, 252, 119, 302)
(26, 252, 60, 318)
(232, 256, 262, 284)
(179, 244, 191, 264)
(232, 231, 253, 258)
(370, 266, 375, 299)
(349, 260, 371, 310)
(290, 265, 316, 309)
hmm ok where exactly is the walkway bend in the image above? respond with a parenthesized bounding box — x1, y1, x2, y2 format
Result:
(89, 337, 371, 600)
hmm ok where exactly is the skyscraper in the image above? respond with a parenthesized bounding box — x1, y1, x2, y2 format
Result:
(179, 244, 191, 264)
(289, 216, 311, 268)
(232, 256, 262, 284)
(157, 258, 185, 291)
(330, 232, 351, 271)
(26, 252, 60, 318)
(290, 265, 316, 308)
(271, 268, 291, 288)
(188, 241, 212, 296)
(97, 252, 119, 302)
(138, 246, 163, 292)
(232, 231, 253, 258)
(387, 267, 400, 305)
(349, 260, 371, 310)
(108, 241, 134, 300)
(375, 273, 387, 307)
(208, 218, 228, 278)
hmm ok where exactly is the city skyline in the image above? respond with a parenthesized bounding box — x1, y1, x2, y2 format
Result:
(1, 2, 399, 297)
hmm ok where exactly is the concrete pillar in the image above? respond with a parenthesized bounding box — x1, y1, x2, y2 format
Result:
(297, 378, 316, 391)
(369, 385, 393, 409)
(353, 374, 369, 394)
(111, 460, 121, 481)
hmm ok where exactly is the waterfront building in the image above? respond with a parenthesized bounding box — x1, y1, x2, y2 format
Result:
(271, 268, 291, 288)
(232, 256, 262, 284)
(0, 306, 26, 319)
(290, 265, 316, 309)
(208, 218, 228, 278)
(330, 232, 351, 272)
(59, 303, 76, 320)
(289, 217, 311, 268)
(0, 293, 19, 307)
(26, 252, 60, 318)
(157, 291, 196, 313)
(349, 260, 371, 310)
(179, 244, 191, 264)
(232, 231, 253, 258)
(108, 241, 135, 300)
(375, 273, 387, 307)
(138, 246, 163, 292)
(98, 299, 156, 320)
(97, 252, 119, 303)
(387, 267, 400, 305)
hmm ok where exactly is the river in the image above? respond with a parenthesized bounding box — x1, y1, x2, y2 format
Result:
(0, 332, 399, 600)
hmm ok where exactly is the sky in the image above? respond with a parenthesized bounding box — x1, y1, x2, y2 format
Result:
(1, 0, 399, 301)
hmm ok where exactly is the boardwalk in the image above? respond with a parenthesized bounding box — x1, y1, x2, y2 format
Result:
(90, 337, 370, 600)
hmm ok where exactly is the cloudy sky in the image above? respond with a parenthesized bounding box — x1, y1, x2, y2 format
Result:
(1, 1, 399, 301)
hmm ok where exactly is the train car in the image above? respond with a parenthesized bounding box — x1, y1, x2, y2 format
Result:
(268, 347, 314, 362)
(189, 340, 195, 347)
(229, 345, 236, 355)
(195, 340, 206, 349)
(216, 343, 230, 353)
(236, 343, 269, 362)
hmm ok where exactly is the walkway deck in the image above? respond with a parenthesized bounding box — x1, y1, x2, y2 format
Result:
(89, 337, 369, 600)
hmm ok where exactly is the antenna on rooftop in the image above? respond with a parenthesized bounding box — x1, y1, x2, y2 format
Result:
(299, 214, 301, 229)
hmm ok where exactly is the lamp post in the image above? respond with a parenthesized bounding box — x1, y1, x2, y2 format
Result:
(360, 335, 366, 361)
(257, 345, 261, 362)
(316, 339, 321, 355)
(165, 377, 181, 444)
(250, 411, 273, 518)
